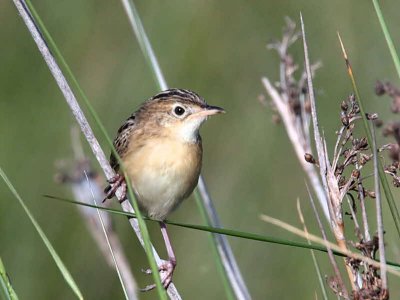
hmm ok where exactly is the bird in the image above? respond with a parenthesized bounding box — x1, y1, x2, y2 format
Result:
(104, 88, 225, 290)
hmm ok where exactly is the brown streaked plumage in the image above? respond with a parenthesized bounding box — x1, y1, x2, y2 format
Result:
(105, 88, 224, 290)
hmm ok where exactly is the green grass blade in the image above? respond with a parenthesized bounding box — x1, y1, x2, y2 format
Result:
(0, 168, 83, 300)
(337, 34, 400, 239)
(20, 1, 166, 297)
(372, 0, 400, 79)
(43, 194, 400, 270)
(0, 257, 19, 300)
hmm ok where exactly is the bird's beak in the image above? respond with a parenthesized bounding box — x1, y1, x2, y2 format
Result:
(205, 105, 225, 115)
(189, 105, 225, 119)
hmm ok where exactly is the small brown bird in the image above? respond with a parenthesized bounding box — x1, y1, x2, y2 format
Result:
(105, 88, 224, 290)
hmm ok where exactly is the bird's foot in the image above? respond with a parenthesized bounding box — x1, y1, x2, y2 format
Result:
(140, 259, 176, 292)
(103, 174, 127, 203)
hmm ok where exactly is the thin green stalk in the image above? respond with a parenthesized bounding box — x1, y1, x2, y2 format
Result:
(0, 168, 83, 299)
(337, 34, 400, 239)
(43, 194, 400, 270)
(19, 1, 165, 297)
(372, 0, 400, 79)
(0, 257, 19, 300)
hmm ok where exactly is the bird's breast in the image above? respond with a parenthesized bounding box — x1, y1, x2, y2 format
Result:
(123, 137, 202, 220)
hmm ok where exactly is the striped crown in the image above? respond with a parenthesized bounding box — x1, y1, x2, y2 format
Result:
(149, 88, 207, 107)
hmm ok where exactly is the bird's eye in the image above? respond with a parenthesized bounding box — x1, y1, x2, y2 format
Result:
(174, 106, 185, 116)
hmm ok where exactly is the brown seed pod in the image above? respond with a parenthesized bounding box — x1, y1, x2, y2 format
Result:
(375, 80, 386, 96)
(341, 100, 348, 111)
(366, 113, 378, 120)
(351, 169, 360, 179)
(304, 153, 316, 164)
(341, 111, 349, 126)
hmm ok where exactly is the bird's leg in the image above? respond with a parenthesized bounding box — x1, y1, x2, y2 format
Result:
(141, 222, 177, 292)
(103, 174, 127, 202)
(159, 221, 177, 287)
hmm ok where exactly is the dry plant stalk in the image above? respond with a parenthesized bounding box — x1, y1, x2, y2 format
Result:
(261, 18, 392, 300)
(260, 18, 328, 220)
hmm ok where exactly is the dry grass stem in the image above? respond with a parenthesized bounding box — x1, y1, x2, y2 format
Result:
(261, 17, 329, 221)
(300, 15, 357, 291)
(259, 214, 400, 278)
(262, 16, 394, 298)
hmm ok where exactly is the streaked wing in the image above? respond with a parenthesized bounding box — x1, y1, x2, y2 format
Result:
(110, 114, 136, 172)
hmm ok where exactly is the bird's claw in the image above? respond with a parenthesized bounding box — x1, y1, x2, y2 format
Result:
(140, 260, 176, 292)
(103, 174, 127, 202)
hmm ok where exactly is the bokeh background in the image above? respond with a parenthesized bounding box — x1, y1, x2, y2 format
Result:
(1, 1, 400, 299)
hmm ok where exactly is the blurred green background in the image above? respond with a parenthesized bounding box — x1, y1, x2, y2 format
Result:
(1, 1, 400, 299)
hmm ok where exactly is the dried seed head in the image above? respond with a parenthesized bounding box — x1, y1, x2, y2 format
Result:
(290, 97, 301, 115)
(385, 164, 397, 174)
(375, 80, 386, 96)
(352, 169, 360, 179)
(352, 138, 358, 147)
(366, 190, 376, 198)
(358, 137, 368, 150)
(341, 100, 348, 111)
(366, 113, 378, 120)
(359, 153, 371, 166)
(338, 175, 346, 187)
(304, 153, 316, 164)
(341, 111, 349, 126)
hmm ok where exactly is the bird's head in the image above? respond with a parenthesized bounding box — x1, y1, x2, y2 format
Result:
(137, 89, 225, 143)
